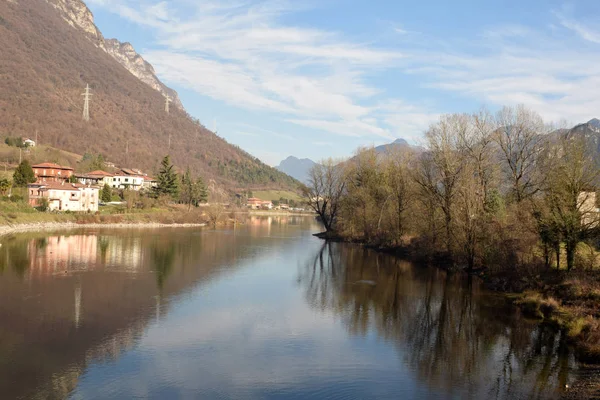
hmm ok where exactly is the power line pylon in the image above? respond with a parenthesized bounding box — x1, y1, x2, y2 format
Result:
(165, 94, 172, 114)
(82, 84, 92, 122)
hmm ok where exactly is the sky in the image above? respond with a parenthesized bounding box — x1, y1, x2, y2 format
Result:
(85, 0, 600, 166)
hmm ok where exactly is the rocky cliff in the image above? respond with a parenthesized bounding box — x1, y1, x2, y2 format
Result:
(45, 0, 183, 109)
(0, 0, 298, 189)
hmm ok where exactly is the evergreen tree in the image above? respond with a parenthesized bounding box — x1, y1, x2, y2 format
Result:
(101, 184, 112, 203)
(180, 167, 193, 210)
(153, 155, 179, 199)
(0, 178, 11, 196)
(196, 176, 208, 204)
(13, 159, 36, 186)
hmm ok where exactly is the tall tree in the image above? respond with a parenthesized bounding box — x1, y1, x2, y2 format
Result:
(303, 158, 347, 233)
(196, 177, 208, 204)
(494, 105, 546, 203)
(180, 167, 193, 210)
(153, 155, 179, 199)
(13, 159, 36, 186)
(413, 114, 468, 260)
(384, 146, 413, 243)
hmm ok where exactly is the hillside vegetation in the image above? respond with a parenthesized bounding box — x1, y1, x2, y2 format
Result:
(0, 0, 298, 190)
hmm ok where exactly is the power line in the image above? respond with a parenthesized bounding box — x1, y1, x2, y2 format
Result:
(165, 94, 172, 114)
(82, 84, 92, 122)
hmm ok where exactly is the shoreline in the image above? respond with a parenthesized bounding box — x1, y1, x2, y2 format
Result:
(0, 221, 208, 237)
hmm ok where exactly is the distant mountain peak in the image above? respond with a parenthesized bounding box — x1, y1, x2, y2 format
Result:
(276, 156, 317, 184)
(588, 118, 600, 128)
(392, 138, 409, 146)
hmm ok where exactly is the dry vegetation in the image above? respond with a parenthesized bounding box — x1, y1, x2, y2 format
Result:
(0, 0, 297, 190)
(304, 105, 600, 362)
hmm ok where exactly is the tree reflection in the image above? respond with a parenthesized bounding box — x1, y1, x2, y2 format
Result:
(151, 242, 176, 290)
(299, 243, 576, 399)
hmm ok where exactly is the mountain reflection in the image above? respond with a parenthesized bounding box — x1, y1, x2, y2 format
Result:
(299, 242, 575, 400)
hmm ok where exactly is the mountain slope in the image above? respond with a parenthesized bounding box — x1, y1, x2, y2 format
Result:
(276, 156, 317, 184)
(0, 0, 297, 190)
(375, 138, 425, 154)
(46, 0, 183, 109)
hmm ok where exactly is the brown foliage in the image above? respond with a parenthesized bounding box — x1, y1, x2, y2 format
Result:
(0, 0, 297, 190)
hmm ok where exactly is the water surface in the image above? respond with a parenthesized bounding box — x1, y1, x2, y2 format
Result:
(0, 216, 577, 399)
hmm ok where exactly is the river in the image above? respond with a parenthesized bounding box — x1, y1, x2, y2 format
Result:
(0, 216, 580, 399)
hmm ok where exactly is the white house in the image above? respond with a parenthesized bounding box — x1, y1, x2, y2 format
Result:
(23, 138, 36, 147)
(28, 182, 100, 212)
(111, 173, 144, 190)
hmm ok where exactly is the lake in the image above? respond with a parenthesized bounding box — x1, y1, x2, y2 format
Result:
(0, 216, 579, 399)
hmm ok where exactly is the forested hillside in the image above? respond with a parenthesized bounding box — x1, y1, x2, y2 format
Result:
(0, 0, 298, 190)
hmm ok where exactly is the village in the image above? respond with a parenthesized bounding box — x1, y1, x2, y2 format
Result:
(17, 138, 306, 214)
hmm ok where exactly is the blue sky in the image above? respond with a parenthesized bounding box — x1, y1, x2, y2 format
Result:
(86, 0, 600, 165)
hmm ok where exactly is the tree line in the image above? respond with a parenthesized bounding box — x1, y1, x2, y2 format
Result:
(303, 105, 600, 272)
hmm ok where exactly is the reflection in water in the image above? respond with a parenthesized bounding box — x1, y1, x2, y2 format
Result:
(0, 219, 582, 400)
(299, 242, 575, 399)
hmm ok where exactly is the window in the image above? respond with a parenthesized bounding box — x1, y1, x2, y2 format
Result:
(125, 178, 129, 182)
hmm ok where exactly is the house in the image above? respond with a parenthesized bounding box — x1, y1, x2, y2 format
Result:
(75, 170, 114, 186)
(28, 182, 99, 212)
(32, 162, 74, 183)
(142, 176, 157, 190)
(23, 138, 36, 147)
(578, 191, 600, 226)
(111, 171, 144, 190)
(246, 197, 273, 209)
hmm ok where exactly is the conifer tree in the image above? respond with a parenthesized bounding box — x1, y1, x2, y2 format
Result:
(13, 159, 36, 186)
(153, 155, 179, 199)
(101, 184, 112, 203)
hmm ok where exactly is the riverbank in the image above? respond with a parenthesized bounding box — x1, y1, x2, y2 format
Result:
(0, 208, 210, 236)
(0, 220, 208, 237)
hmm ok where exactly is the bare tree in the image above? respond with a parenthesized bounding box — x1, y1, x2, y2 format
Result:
(384, 146, 414, 243)
(414, 114, 468, 259)
(494, 105, 546, 203)
(460, 108, 497, 208)
(302, 158, 347, 233)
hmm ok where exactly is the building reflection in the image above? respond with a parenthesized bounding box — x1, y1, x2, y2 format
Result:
(0, 225, 295, 400)
(26, 234, 146, 276)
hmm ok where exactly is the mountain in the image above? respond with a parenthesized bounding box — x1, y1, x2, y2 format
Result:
(46, 0, 182, 109)
(562, 118, 600, 157)
(0, 0, 298, 190)
(276, 156, 317, 184)
(375, 138, 424, 154)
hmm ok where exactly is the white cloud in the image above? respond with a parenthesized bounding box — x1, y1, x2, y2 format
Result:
(88, 0, 600, 151)
(89, 0, 418, 144)
(555, 11, 600, 44)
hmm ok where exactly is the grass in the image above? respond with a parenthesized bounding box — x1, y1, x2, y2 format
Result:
(252, 190, 303, 202)
(509, 273, 600, 362)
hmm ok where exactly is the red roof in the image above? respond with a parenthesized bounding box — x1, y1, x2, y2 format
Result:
(87, 170, 113, 177)
(144, 176, 156, 181)
(32, 162, 73, 170)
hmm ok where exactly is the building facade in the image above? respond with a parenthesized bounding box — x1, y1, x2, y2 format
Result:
(28, 182, 99, 212)
(32, 163, 74, 183)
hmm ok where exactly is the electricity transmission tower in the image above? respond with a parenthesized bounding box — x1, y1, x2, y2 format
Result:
(82, 84, 92, 122)
(165, 94, 172, 114)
